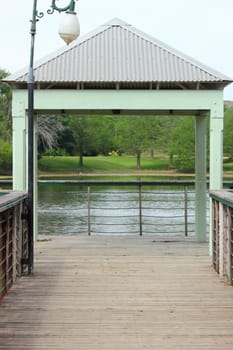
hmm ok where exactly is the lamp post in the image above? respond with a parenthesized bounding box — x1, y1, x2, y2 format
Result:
(28, 0, 80, 274)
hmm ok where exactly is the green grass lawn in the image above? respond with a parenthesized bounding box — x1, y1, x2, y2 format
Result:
(38, 156, 170, 173)
(223, 162, 233, 172)
(2, 156, 233, 181)
(37, 156, 233, 183)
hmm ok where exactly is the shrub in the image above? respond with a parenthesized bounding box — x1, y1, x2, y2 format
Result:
(0, 141, 12, 174)
(174, 157, 195, 173)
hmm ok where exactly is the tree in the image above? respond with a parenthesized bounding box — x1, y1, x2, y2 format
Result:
(223, 105, 233, 160)
(0, 69, 12, 174)
(114, 116, 160, 169)
(168, 117, 195, 172)
(60, 115, 116, 167)
(0, 69, 12, 142)
(147, 116, 179, 159)
(37, 115, 64, 155)
(0, 140, 12, 174)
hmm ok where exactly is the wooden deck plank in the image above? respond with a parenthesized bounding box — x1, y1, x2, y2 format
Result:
(1, 235, 233, 349)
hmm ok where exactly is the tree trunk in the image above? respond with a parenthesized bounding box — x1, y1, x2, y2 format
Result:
(169, 153, 173, 168)
(136, 152, 141, 170)
(79, 143, 84, 167)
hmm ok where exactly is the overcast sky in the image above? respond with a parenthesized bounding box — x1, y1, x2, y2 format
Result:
(1, 0, 232, 99)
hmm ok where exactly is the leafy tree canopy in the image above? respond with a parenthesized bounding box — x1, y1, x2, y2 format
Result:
(223, 105, 233, 160)
(168, 117, 195, 172)
(0, 68, 11, 143)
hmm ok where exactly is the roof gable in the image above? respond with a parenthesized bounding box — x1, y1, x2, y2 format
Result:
(6, 18, 232, 89)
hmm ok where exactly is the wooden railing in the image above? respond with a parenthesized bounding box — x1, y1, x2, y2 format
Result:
(210, 190, 233, 285)
(0, 191, 28, 300)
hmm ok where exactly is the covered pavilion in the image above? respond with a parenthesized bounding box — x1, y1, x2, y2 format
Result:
(5, 18, 232, 242)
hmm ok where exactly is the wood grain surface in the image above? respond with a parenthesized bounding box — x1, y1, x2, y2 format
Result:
(0, 235, 233, 349)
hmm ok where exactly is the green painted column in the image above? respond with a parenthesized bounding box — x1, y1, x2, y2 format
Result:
(209, 103, 224, 254)
(12, 93, 38, 239)
(195, 115, 207, 242)
(12, 98, 27, 190)
(209, 106, 224, 190)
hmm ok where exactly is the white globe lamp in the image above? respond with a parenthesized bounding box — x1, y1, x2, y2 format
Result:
(58, 11, 80, 44)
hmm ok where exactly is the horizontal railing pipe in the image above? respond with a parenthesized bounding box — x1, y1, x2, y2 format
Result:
(80, 185, 205, 237)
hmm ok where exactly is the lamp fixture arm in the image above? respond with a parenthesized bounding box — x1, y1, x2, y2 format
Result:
(48, 0, 77, 14)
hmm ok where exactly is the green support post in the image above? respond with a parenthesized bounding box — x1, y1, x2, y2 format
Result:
(209, 103, 224, 254)
(12, 96, 27, 191)
(195, 115, 207, 242)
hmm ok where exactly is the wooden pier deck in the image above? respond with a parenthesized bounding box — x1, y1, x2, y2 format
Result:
(1, 235, 233, 349)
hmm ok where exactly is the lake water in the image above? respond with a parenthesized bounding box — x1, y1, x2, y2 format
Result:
(38, 184, 205, 237)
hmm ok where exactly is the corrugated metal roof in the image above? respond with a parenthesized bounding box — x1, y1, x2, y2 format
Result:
(6, 18, 232, 89)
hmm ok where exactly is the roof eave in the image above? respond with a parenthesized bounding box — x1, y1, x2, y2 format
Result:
(6, 79, 232, 91)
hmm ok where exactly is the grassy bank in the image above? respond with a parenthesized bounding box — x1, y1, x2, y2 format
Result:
(1, 155, 233, 182)
(38, 156, 170, 173)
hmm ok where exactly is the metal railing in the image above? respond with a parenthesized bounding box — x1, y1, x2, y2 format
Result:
(0, 192, 28, 300)
(70, 185, 208, 237)
(210, 190, 233, 285)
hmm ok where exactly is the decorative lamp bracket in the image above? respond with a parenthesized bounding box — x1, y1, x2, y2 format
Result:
(48, 0, 77, 14)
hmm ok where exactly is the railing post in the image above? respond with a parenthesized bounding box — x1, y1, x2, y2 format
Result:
(184, 186, 188, 237)
(5, 212, 10, 293)
(229, 207, 233, 285)
(12, 206, 17, 282)
(17, 202, 23, 277)
(212, 199, 220, 273)
(139, 183, 142, 236)
(0, 214, 4, 299)
(87, 186, 91, 236)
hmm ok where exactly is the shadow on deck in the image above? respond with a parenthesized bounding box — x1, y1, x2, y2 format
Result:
(0, 235, 233, 349)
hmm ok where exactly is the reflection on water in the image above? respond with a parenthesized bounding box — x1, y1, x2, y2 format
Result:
(38, 185, 87, 235)
(38, 184, 208, 237)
